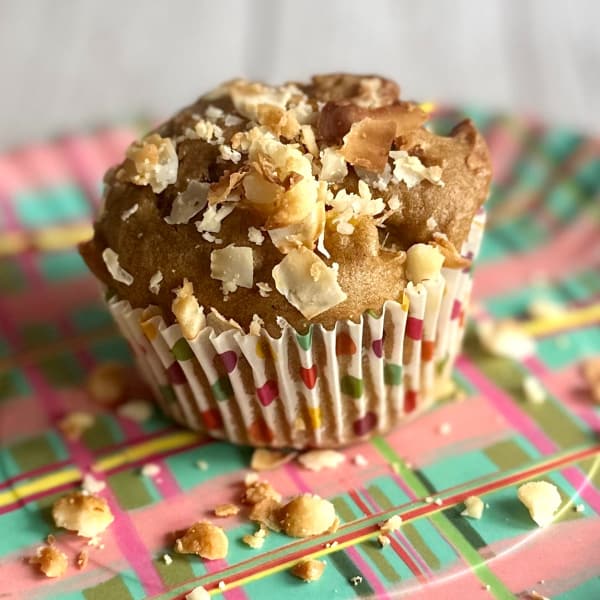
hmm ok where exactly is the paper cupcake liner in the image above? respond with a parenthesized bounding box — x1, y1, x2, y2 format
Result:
(107, 211, 486, 448)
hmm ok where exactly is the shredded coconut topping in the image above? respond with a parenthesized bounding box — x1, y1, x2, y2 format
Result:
(210, 245, 254, 293)
(102, 248, 134, 285)
(165, 180, 210, 225)
(389, 150, 444, 189)
(149, 270, 163, 295)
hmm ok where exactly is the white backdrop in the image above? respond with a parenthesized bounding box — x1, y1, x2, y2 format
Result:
(1, 0, 599, 149)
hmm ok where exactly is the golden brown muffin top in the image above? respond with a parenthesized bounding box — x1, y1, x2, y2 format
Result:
(80, 74, 492, 335)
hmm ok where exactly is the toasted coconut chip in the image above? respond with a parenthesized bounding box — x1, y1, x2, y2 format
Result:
(318, 100, 427, 144)
(242, 525, 268, 549)
(256, 103, 301, 139)
(165, 180, 210, 224)
(58, 411, 95, 441)
(298, 450, 345, 472)
(149, 270, 163, 295)
(272, 247, 347, 320)
(431, 233, 471, 269)
(341, 117, 396, 173)
(208, 168, 249, 205)
(251, 449, 298, 471)
(477, 319, 536, 360)
(210, 245, 254, 293)
(229, 80, 298, 121)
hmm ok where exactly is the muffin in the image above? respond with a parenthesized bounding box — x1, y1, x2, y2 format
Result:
(80, 73, 491, 448)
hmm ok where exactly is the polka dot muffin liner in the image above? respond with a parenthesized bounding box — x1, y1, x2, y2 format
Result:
(107, 211, 486, 449)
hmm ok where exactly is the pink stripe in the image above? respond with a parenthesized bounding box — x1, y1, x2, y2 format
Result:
(473, 217, 600, 302)
(485, 123, 523, 184)
(283, 463, 311, 493)
(456, 356, 557, 455)
(152, 460, 181, 499)
(202, 559, 250, 600)
(345, 546, 391, 599)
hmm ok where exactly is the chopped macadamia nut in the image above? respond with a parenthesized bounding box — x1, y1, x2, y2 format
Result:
(174, 521, 229, 560)
(185, 585, 210, 600)
(52, 491, 114, 538)
(291, 559, 326, 582)
(522, 376, 546, 404)
(405, 244, 444, 283)
(298, 450, 345, 472)
(117, 400, 153, 422)
(31, 544, 68, 578)
(272, 247, 347, 319)
(477, 320, 536, 360)
(172, 278, 205, 340)
(378, 534, 391, 547)
(165, 181, 210, 225)
(389, 150, 443, 188)
(279, 494, 337, 537)
(190, 120, 224, 144)
(58, 411, 95, 441)
(210, 245, 254, 293)
(87, 361, 127, 406)
(102, 248, 134, 286)
(380, 514, 403, 533)
(249, 497, 282, 532)
(461, 496, 485, 519)
(518, 481, 562, 527)
(300, 125, 319, 156)
(251, 449, 297, 471)
(120, 134, 178, 193)
(327, 185, 385, 235)
(214, 503, 240, 517)
(320, 148, 348, 182)
(256, 282, 272, 297)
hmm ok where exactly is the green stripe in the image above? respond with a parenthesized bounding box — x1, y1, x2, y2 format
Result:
(371, 435, 515, 599)
(328, 550, 375, 596)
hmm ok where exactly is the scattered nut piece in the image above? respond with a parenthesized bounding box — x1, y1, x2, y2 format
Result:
(141, 463, 161, 478)
(574, 503, 585, 513)
(251, 448, 297, 471)
(434, 498, 443, 506)
(353, 454, 368, 467)
(438, 422, 452, 435)
(522, 376, 546, 404)
(291, 559, 326, 582)
(214, 503, 240, 518)
(81, 473, 106, 495)
(380, 515, 403, 533)
(378, 534, 391, 547)
(172, 278, 206, 340)
(405, 243, 444, 284)
(196, 460, 209, 471)
(76, 549, 88, 570)
(174, 521, 228, 560)
(185, 585, 210, 600)
(477, 320, 536, 360)
(279, 494, 338, 538)
(298, 450, 345, 472)
(350, 575, 363, 586)
(249, 497, 282, 532)
(163, 553, 173, 565)
(52, 491, 114, 538)
(58, 411, 95, 441)
(242, 479, 282, 505)
(31, 544, 68, 578)
(87, 362, 127, 406)
(527, 591, 550, 600)
(242, 525, 267, 549)
(518, 481, 561, 527)
(461, 496, 485, 519)
(116, 400, 153, 423)
(582, 357, 600, 403)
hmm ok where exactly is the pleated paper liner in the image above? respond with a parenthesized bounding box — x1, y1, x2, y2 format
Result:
(107, 210, 486, 449)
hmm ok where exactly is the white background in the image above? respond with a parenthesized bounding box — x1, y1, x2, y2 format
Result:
(1, 0, 599, 149)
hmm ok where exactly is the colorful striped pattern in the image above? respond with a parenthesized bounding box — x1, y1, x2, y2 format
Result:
(0, 108, 599, 599)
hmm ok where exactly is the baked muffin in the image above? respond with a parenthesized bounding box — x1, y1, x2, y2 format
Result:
(80, 73, 491, 448)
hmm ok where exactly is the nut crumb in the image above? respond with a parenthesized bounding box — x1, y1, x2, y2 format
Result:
(574, 503, 585, 513)
(76, 549, 88, 570)
(251, 448, 297, 471)
(52, 491, 114, 538)
(172, 278, 205, 340)
(518, 481, 561, 527)
(350, 575, 363, 586)
(438, 422, 452, 435)
(58, 411, 95, 441)
(81, 473, 106, 495)
(298, 449, 345, 472)
(249, 497, 282, 532)
(522, 376, 546, 404)
(291, 559, 326, 582)
(174, 521, 228, 560)
(116, 400, 153, 423)
(378, 534, 391, 547)
(185, 585, 210, 600)
(163, 553, 173, 565)
(380, 514, 403, 533)
(242, 478, 282, 505)
(87, 362, 127, 406)
(461, 496, 485, 519)
(30, 544, 68, 578)
(353, 454, 368, 467)
(582, 357, 600, 403)
(196, 460, 209, 471)
(242, 525, 268, 549)
(214, 503, 240, 517)
(141, 463, 161, 478)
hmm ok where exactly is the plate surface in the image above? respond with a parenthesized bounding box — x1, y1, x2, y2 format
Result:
(0, 109, 599, 599)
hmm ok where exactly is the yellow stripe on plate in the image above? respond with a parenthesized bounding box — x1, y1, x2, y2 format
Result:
(0, 468, 81, 508)
(522, 303, 600, 337)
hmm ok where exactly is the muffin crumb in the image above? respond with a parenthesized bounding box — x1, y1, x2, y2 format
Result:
(174, 521, 228, 560)
(291, 558, 326, 582)
(30, 543, 68, 578)
(58, 411, 95, 441)
(52, 491, 114, 538)
(214, 503, 240, 518)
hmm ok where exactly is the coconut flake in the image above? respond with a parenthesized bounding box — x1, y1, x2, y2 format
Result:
(165, 181, 210, 225)
(195, 202, 235, 234)
(149, 270, 163, 295)
(272, 247, 347, 319)
(121, 203, 139, 221)
(210, 245, 254, 293)
(257, 282, 272, 297)
(319, 148, 348, 182)
(102, 248, 134, 286)
(389, 150, 444, 188)
(248, 227, 265, 245)
(219, 144, 242, 164)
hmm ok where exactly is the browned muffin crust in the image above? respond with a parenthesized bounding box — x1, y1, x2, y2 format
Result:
(80, 73, 491, 335)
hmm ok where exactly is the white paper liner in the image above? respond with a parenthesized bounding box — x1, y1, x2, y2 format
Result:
(107, 211, 486, 448)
